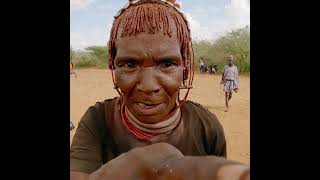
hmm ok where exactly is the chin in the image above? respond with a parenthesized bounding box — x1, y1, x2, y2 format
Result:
(138, 114, 165, 124)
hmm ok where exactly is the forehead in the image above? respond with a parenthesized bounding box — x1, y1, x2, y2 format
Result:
(115, 8, 181, 57)
(116, 32, 181, 58)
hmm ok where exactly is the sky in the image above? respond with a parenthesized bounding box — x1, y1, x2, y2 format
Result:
(70, 0, 250, 50)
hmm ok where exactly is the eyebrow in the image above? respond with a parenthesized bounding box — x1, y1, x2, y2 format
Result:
(114, 55, 141, 63)
(115, 55, 182, 62)
(155, 55, 182, 63)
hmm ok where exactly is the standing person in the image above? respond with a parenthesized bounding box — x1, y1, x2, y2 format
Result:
(70, 1, 248, 179)
(70, 56, 77, 78)
(221, 55, 239, 112)
(210, 65, 216, 75)
(199, 57, 205, 72)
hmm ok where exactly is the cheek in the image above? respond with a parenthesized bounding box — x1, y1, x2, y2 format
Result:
(115, 69, 138, 95)
(158, 68, 183, 96)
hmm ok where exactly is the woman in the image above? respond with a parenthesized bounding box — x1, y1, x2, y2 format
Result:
(71, 0, 248, 179)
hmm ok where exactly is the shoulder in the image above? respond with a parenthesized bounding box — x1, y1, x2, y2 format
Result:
(84, 98, 116, 118)
(183, 101, 224, 132)
(87, 97, 117, 114)
(223, 65, 228, 70)
(79, 97, 118, 136)
(182, 101, 226, 155)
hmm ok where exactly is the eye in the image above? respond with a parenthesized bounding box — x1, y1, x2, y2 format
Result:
(124, 60, 137, 69)
(160, 60, 176, 69)
(126, 62, 135, 68)
(163, 62, 174, 67)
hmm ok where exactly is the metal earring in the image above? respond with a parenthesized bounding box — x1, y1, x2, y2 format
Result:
(179, 85, 193, 89)
(114, 83, 119, 89)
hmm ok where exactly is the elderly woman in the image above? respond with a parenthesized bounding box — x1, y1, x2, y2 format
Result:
(70, 0, 249, 179)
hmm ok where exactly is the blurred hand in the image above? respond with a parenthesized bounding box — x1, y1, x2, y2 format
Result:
(89, 143, 250, 180)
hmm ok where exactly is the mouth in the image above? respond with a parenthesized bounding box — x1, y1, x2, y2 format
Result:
(138, 102, 160, 109)
(134, 102, 164, 115)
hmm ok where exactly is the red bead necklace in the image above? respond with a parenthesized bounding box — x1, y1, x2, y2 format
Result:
(117, 97, 187, 140)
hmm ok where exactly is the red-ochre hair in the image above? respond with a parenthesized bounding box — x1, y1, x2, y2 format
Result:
(108, 0, 194, 88)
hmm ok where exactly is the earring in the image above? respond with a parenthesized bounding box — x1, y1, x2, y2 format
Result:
(179, 85, 193, 89)
(113, 83, 119, 89)
(114, 83, 123, 96)
(183, 67, 189, 80)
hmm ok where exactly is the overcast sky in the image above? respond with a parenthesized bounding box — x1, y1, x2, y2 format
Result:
(71, 0, 250, 50)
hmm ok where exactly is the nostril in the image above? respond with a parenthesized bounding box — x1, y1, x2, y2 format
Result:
(154, 89, 160, 93)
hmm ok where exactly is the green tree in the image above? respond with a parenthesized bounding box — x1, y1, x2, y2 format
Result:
(85, 46, 109, 68)
(193, 25, 250, 73)
(70, 46, 75, 60)
(85, 46, 108, 62)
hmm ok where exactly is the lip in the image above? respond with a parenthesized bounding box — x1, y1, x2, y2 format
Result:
(134, 102, 164, 115)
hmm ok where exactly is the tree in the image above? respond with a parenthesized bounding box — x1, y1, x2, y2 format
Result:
(70, 46, 75, 60)
(194, 25, 250, 73)
(214, 25, 250, 72)
(85, 46, 109, 62)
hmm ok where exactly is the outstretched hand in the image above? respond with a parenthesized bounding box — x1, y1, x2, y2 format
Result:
(89, 143, 249, 180)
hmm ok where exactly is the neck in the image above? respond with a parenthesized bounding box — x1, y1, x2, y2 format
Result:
(118, 97, 184, 140)
(125, 106, 181, 134)
(123, 100, 181, 134)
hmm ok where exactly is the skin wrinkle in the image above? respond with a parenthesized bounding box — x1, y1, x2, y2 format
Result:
(113, 29, 183, 123)
(108, 2, 192, 81)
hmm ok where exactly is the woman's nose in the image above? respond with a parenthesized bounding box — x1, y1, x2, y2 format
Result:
(136, 67, 161, 94)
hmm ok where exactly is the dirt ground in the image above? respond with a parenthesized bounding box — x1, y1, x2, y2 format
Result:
(70, 69, 250, 164)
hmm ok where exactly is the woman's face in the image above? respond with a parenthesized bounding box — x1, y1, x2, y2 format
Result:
(114, 31, 184, 124)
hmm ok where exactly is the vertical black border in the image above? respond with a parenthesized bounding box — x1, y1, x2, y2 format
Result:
(250, 0, 317, 179)
(2, 1, 70, 179)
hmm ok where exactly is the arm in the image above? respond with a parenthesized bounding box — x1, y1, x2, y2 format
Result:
(220, 66, 225, 84)
(210, 124, 227, 158)
(208, 112, 227, 158)
(234, 66, 239, 89)
(70, 106, 104, 180)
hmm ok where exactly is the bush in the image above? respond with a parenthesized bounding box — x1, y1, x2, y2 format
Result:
(193, 26, 250, 73)
(70, 26, 250, 72)
(71, 46, 108, 69)
(75, 53, 99, 68)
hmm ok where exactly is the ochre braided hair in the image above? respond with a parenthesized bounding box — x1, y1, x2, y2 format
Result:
(108, 0, 194, 91)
